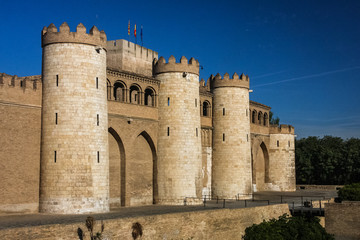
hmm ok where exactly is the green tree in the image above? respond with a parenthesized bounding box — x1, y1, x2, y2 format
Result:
(295, 136, 360, 185)
(337, 183, 360, 201)
(243, 214, 334, 240)
(269, 111, 280, 126)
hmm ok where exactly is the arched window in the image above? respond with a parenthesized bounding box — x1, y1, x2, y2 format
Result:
(130, 84, 141, 104)
(263, 112, 268, 126)
(202, 101, 211, 117)
(107, 79, 111, 100)
(258, 112, 263, 125)
(144, 87, 155, 106)
(113, 81, 126, 102)
(252, 110, 257, 124)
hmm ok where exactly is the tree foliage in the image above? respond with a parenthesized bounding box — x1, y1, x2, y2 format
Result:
(295, 136, 360, 185)
(337, 183, 360, 201)
(243, 214, 334, 240)
(269, 111, 280, 126)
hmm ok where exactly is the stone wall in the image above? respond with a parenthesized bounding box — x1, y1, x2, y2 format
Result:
(268, 133, 296, 191)
(107, 40, 158, 77)
(108, 111, 158, 208)
(325, 202, 360, 240)
(0, 204, 290, 239)
(0, 74, 42, 213)
(40, 40, 109, 214)
(212, 84, 252, 198)
(155, 70, 202, 204)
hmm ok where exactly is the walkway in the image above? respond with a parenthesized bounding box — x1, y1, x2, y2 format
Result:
(0, 189, 337, 230)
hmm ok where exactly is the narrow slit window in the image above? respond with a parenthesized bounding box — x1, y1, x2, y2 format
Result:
(246, 109, 248, 116)
(97, 151, 100, 163)
(277, 140, 279, 147)
(223, 133, 225, 142)
(56, 75, 59, 87)
(288, 141, 290, 147)
(168, 97, 170, 106)
(54, 151, 57, 163)
(167, 127, 170, 136)
(96, 77, 98, 89)
(97, 114, 99, 126)
(55, 113, 58, 125)
(196, 128, 198, 137)
(195, 99, 197, 107)
(247, 134, 249, 142)
(223, 108, 225, 116)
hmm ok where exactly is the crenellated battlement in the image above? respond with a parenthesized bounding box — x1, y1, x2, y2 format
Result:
(199, 78, 210, 92)
(153, 55, 199, 75)
(0, 73, 41, 90)
(41, 22, 107, 48)
(210, 72, 249, 89)
(107, 39, 157, 62)
(270, 124, 295, 134)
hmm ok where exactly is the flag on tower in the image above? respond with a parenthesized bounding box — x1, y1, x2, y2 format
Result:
(134, 24, 137, 37)
(128, 20, 130, 36)
(141, 25, 143, 46)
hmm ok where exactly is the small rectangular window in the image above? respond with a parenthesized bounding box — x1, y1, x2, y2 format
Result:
(288, 141, 290, 147)
(196, 128, 198, 137)
(223, 133, 225, 142)
(246, 109, 248, 116)
(195, 99, 197, 107)
(97, 151, 100, 163)
(56, 75, 59, 87)
(247, 134, 249, 142)
(96, 77, 98, 89)
(97, 114, 99, 126)
(168, 97, 170, 106)
(55, 113, 58, 125)
(167, 127, 170, 136)
(223, 108, 225, 116)
(277, 140, 279, 147)
(54, 151, 57, 163)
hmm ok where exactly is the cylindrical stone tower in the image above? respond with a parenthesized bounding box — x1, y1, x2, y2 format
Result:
(211, 73, 252, 199)
(269, 125, 296, 191)
(40, 22, 109, 213)
(154, 56, 202, 204)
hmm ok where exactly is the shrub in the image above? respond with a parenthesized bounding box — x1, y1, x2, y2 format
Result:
(337, 183, 360, 201)
(242, 214, 334, 240)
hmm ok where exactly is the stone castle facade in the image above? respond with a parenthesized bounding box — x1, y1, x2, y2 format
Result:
(0, 23, 295, 214)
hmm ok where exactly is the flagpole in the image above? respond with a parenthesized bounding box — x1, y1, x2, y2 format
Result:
(141, 25, 143, 47)
(128, 20, 130, 43)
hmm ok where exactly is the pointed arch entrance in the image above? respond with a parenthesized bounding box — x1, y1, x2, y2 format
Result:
(108, 127, 126, 208)
(128, 131, 157, 206)
(252, 141, 270, 191)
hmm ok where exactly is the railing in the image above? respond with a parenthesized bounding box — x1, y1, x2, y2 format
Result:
(182, 193, 332, 216)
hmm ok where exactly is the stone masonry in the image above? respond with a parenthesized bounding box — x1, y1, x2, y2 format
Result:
(0, 22, 296, 214)
(40, 23, 109, 213)
(154, 56, 202, 204)
(211, 73, 252, 198)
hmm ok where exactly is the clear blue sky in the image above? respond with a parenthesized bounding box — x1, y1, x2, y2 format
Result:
(1, 0, 360, 139)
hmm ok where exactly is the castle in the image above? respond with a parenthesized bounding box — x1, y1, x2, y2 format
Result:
(0, 23, 295, 214)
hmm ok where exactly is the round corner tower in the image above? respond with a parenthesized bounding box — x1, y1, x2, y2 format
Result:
(154, 56, 202, 204)
(211, 73, 252, 199)
(269, 125, 296, 191)
(40, 22, 109, 213)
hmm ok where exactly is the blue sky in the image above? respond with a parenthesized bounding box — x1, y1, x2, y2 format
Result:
(1, 0, 360, 139)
